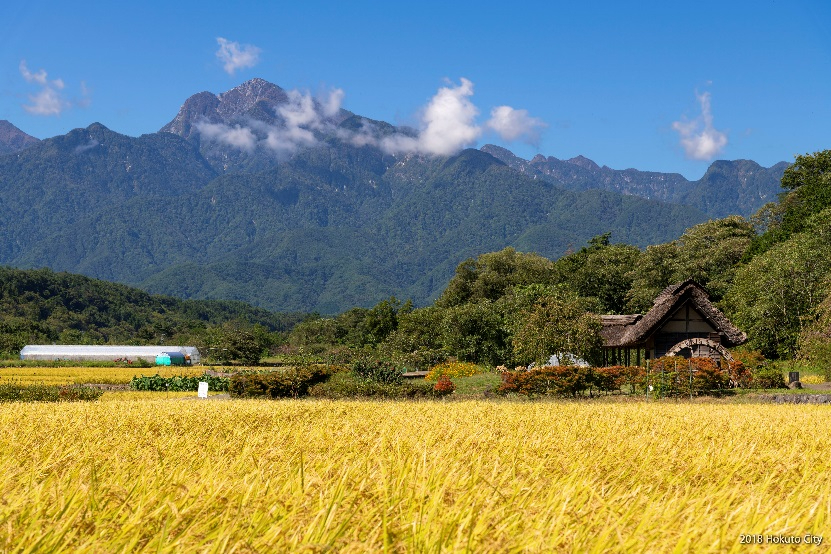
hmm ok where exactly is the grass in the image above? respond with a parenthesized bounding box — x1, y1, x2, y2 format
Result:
(770, 359, 830, 382)
(0, 398, 828, 551)
(450, 372, 501, 397)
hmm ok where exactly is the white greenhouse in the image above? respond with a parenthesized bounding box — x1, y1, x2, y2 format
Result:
(20, 345, 201, 364)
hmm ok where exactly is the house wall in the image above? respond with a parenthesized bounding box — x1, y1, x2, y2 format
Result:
(652, 302, 719, 358)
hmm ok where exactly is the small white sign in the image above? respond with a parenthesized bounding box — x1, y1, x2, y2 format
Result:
(197, 381, 209, 399)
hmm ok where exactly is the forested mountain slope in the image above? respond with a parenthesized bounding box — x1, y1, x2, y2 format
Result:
(0, 79, 782, 313)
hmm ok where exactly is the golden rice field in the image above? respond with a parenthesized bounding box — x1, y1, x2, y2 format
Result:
(0, 365, 205, 385)
(1, 397, 829, 552)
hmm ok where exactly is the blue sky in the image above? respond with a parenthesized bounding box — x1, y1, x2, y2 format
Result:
(1, 0, 829, 179)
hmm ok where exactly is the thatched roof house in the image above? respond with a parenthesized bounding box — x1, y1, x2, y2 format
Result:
(600, 280, 746, 365)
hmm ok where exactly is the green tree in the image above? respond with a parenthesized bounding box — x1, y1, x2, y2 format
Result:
(354, 297, 411, 346)
(553, 235, 642, 314)
(511, 291, 603, 367)
(626, 242, 679, 312)
(626, 216, 754, 311)
(436, 248, 556, 308)
(747, 150, 831, 256)
(381, 306, 447, 366)
(440, 301, 511, 365)
(797, 291, 831, 379)
(203, 321, 271, 365)
(723, 210, 831, 358)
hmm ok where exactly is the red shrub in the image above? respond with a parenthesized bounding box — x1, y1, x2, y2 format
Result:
(498, 366, 591, 398)
(593, 366, 626, 393)
(433, 375, 456, 396)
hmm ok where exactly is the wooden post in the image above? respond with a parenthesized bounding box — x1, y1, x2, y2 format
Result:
(689, 359, 693, 401)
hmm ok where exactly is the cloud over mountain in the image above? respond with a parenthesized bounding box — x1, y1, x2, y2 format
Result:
(19, 60, 69, 116)
(673, 91, 728, 161)
(194, 87, 344, 157)
(216, 38, 262, 75)
(173, 77, 545, 160)
(486, 105, 546, 143)
(357, 78, 545, 156)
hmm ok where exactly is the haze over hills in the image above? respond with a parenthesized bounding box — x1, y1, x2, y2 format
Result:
(0, 79, 788, 313)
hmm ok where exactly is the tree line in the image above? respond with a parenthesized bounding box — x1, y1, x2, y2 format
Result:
(288, 150, 831, 368)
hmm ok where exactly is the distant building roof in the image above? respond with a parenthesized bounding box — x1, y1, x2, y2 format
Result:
(600, 280, 747, 348)
(20, 345, 201, 362)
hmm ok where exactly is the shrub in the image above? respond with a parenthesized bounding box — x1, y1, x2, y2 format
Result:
(724, 359, 751, 388)
(620, 365, 646, 393)
(130, 373, 229, 392)
(425, 361, 483, 381)
(647, 357, 732, 397)
(592, 366, 626, 394)
(750, 366, 787, 389)
(801, 374, 826, 384)
(691, 358, 730, 395)
(308, 371, 447, 399)
(497, 366, 591, 398)
(433, 375, 456, 396)
(0, 383, 103, 403)
(229, 365, 332, 398)
(352, 359, 402, 384)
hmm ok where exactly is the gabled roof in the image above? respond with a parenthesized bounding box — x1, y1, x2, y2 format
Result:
(601, 279, 747, 348)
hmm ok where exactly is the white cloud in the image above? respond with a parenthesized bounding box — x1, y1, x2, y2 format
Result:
(19, 60, 70, 116)
(378, 78, 545, 156)
(261, 89, 327, 154)
(19, 60, 47, 85)
(196, 88, 345, 157)
(486, 105, 546, 143)
(320, 88, 344, 118)
(416, 78, 481, 156)
(196, 121, 258, 152)
(216, 37, 262, 75)
(672, 91, 728, 161)
(194, 79, 546, 159)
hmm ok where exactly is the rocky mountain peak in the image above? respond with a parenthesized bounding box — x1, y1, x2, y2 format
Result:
(566, 155, 600, 171)
(160, 78, 289, 139)
(214, 78, 289, 120)
(0, 120, 40, 155)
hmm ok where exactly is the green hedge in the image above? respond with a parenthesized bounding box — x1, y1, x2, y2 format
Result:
(308, 371, 451, 399)
(129, 373, 229, 392)
(228, 366, 332, 398)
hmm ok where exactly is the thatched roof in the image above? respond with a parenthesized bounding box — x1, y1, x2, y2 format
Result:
(601, 280, 747, 348)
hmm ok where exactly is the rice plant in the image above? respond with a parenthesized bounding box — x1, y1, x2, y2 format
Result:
(0, 399, 827, 551)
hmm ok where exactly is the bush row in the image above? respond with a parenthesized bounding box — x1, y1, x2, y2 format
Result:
(308, 371, 453, 399)
(497, 357, 785, 398)
(228, 365, 332, 398)
(0, 383, 103, 402)
(129, 373, 230, 392)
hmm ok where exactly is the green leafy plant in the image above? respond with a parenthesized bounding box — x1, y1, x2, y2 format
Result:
(351, 358, 402, 385)
(129, 373, 229, 392)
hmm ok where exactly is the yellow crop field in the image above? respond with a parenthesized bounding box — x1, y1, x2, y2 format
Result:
(0, 365, 205, 385)
(0, 399, 828, 552)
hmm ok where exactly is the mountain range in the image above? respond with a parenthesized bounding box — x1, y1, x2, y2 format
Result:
(0, 79, 788, 313)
